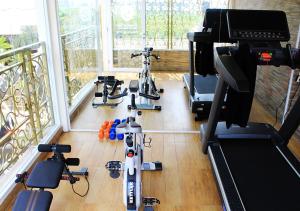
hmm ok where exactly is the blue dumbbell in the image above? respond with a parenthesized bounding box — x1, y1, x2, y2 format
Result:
(114, 119, 121, 125)
(117, 133, 124, 140)
(110, 128, 116, 133)
(109, 132, 116, 140)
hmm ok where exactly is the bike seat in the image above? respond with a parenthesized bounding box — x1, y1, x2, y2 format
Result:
(129, 80, 139, 93)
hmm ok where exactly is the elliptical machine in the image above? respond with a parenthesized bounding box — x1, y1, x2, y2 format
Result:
(92, 76, 128, 108)
(129, 47, 163, 111)
(105, 80, 162, 211)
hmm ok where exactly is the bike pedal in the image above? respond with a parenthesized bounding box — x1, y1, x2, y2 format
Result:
(105, 161, 122, 179)
(105, 161, 122, 171)
(143, 197, 160, 207)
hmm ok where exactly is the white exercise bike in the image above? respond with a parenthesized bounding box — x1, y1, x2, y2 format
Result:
(129, 47, 164, 111)
(106, 80, 162, 211)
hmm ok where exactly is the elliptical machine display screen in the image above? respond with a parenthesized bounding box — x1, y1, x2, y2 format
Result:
(227, 10, 290, 41)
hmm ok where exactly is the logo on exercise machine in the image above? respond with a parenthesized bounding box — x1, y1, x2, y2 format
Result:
(128, 182, 135, 204)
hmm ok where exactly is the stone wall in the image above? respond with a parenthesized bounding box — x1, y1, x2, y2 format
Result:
(113, 50, 189, 71)
(232, 0, 300, 134)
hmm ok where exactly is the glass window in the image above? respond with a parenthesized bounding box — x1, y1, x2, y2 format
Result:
(111, 0, 144, 68)
(58, 0, 101, 108)
(0, 0, 39, 52)
(146, 0, 228, 50)
(0, 0, 55, 177)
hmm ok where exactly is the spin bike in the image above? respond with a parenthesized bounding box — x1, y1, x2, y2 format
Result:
(106, 80, 162, 211)
(129, 47, 163, 111)
(92, 76, 128, 108)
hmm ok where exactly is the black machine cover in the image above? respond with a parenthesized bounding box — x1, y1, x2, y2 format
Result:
(195, 9, 231, 76)
(224, 10, 291, 127)
(225, 45, 257, 127)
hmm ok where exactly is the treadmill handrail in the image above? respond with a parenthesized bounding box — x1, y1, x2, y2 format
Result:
(214, 47, 249, 92)
(187, 32, 212, 43)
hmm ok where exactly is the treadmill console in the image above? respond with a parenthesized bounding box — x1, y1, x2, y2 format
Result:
(202, 9, 230, 42)
(227, 10, 290, 42)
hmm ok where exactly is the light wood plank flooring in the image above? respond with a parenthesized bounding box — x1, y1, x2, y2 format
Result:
(8, 72, 300, 211)
(71, 72, 286, 131)
(50, 133, 222, 211)
(71, 73, 198, 131)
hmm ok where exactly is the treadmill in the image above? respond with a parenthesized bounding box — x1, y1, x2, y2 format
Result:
(183, 9, 231, 120)
(200, 9, 300, 211)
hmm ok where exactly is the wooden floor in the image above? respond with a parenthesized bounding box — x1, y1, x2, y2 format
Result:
(71, 72, 281, 131)
(71, 72, 199, 131)
(9, 72, 300, 211)
(51, 133, 221, 211)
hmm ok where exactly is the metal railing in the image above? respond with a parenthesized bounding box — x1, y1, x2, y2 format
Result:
(61, 26, 97, 106)
(0, 42, 54, 175)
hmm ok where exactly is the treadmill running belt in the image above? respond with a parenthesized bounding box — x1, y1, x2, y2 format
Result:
(220, 139, 300, 211)
(185, 74, 218, 94)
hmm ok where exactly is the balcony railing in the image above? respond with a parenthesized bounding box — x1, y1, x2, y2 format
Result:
(61, 26, 98, 106)
(0, 42, 54, 175)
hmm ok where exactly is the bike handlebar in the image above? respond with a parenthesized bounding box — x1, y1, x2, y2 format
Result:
(151, 54, 160, 60)
(130, 48, 160, 61)
(131, 53, 142, 58)
(131, 53, 160, 60)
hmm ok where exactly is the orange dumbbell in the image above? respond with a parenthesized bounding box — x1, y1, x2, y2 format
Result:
(104, 131, 110, 139)
(103, 120, 109, 127)
(101, 124, 107, 130)
(100, 121, 109, 130)
(98, 129, 104, 140)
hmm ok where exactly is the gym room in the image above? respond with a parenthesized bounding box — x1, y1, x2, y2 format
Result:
(1, 0, 300, 210)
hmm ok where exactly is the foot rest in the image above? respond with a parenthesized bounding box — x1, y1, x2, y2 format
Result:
(142, 162, 163, 171)
(105, 161, 123, 171)
(13, 190, 53, 211)
(105, 161, 123, 179)
(26, 160, 64, 189)
(129, 80, 139, 92)
(143, 197, 160, 207)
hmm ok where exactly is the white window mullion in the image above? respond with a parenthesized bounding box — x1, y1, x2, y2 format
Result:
(141, 0, 146, 48)
(39, 0, 71, 131)
(101, 0, 113, 71)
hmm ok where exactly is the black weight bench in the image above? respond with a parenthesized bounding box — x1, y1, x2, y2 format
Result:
(27, 160, 64, 189)
(12, 144, 88, 211)
(13, 190, 53, 211)
(92, 76, 128, 108)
